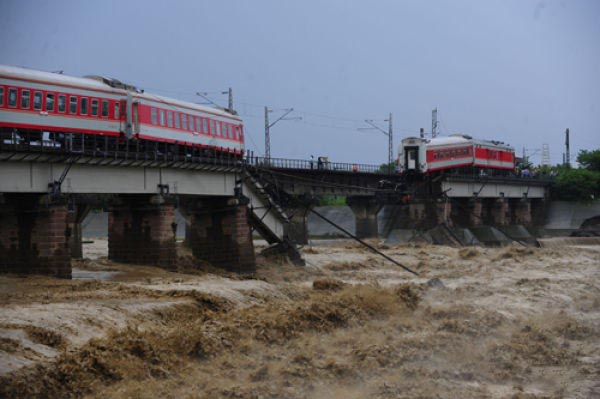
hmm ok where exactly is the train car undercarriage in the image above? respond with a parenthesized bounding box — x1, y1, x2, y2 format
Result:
(0, 127, 243, 164)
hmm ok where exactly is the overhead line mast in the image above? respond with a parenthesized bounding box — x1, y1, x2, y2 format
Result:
(431, 108, 438, 138)
(360, 113, 394, 173)
(264, 106, 301, 162)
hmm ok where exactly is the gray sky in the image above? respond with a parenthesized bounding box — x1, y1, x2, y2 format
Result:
(1, 0, 598, 165)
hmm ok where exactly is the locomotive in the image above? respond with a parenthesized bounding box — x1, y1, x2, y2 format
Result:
(0, 65, 244, 157)
(398, 134, 515, 176)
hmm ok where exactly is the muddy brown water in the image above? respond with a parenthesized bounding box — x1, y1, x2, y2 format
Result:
(0, 240, 598, 398)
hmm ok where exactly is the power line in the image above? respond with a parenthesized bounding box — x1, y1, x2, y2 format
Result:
(265, 107, 301, 161)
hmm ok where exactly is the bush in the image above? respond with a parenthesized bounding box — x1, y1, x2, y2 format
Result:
(552, 168, 600, 201)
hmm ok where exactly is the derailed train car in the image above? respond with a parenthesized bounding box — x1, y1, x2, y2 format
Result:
(398, 134, 515, 176)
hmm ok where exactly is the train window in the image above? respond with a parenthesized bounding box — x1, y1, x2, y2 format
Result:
(58, 94, 66, 112)
(151, 108, 157, 124)
(101, 100, 109, 117)
(227, 124, 232, 139)
(167, 112, 173, 127)
(181, 114, 187, 130)
(210, 120, 216, 135)
(0, 87, 4, 106)
(114, 102, 119, 119)
(174, 112, 180, 128)
(188, 115, 194, 131)
(46, 93, 55, 111)
(91, 99, 98, 116)
(80, 98, 88, 115)
(33, 91, 42, 110)
(203, 118, 208, 133)
(159, 110, 165, 126)
(21, 90, 31, 109)
(196, 118, 201, 132)
(69, 96, 77, 114)
(8, 88, 17, 107)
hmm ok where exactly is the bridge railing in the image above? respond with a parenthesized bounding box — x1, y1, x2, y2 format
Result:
(0, 132, 388, 174)
(246, 156, 386, 174)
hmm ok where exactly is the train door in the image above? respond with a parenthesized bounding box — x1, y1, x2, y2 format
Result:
(405, 146, 419, 171)
(122, 92, 139, 139)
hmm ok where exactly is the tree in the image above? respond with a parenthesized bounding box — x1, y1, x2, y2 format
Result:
(577, 149, 600, 171)
(552, 168, 600, 201)
(378, 162, 397, 174)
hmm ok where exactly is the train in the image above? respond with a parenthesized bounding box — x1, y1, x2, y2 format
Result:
(0, 65, 244, 157)
(398, 134, 516, 176)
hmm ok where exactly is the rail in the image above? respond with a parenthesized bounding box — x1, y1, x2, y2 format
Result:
(246, 156, 387, 174)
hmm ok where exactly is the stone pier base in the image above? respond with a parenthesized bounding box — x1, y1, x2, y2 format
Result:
(0, 194, 71, 278)
(108, 195, 177, 268)
(347, 197, 380, 238)
(186, 198, 256, 273)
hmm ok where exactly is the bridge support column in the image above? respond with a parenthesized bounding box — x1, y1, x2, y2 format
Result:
(511, 198, 532, 226)
(186, 198, 256, 273)
(491, 198, 510, 226)
(67, 204, 91, 259)
(452, 198, 482, 227)
(108, 195, 177, 268)
(0, 194, 71, 278)
(285, 206, 310, 245)
(469, 198, 483, 226)
(348, 197, 380, 238)
(429, 199, 452, 227)
(401, 202, 426, 230)
(530, 198, 547, 226)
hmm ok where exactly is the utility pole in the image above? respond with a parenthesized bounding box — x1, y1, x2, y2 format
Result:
(565, 128, 570, 167)
(264, 107, 301, 162)
(228, 87, 233, 113)
(196, 89, 234, 114)
(359, 114, 394, 173)
(388, 113, 393, 173)
(431, 108, 438, 138)
(264, 106, 270, 161)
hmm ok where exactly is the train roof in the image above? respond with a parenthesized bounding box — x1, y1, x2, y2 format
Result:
(0, 65, 240, 121)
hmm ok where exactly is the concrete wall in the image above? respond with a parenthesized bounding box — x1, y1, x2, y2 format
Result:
(544, 200, 600, 230)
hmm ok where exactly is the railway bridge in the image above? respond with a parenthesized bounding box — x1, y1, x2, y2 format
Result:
(0, 140, 551, 279)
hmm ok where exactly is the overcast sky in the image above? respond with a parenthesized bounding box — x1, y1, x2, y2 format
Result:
(1, 0, 598, 165)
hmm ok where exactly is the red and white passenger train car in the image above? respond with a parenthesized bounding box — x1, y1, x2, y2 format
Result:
(0, 65, 244, 155)
(398, 134, 515, 175)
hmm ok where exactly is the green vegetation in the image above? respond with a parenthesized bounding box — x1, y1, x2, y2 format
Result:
(551, 149, 600, 201)
(378, 162, 397, 174)
(319, 195, 346, 206)
(577, 149, 600, 171)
